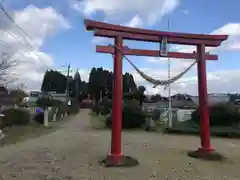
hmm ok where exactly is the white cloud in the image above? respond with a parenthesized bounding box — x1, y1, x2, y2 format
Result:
(211, 23, 240, 36)
(72, 0, 180, 25)
(124, 15, 143, 28)
(0, 5, 70, 90)
(170, 23, 240, 54)
(91, 36, 111, 44)
(91, 15, 143, 44)
(146, 57, 170, 64)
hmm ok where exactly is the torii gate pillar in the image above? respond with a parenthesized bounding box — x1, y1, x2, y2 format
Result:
(110, 37, 124, 161)
(197, 44, 213, 152)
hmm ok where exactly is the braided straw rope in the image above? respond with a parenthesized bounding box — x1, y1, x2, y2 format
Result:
(110, 44, 197, 89)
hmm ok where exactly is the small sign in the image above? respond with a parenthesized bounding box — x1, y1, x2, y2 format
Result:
(160, 36, 168, 56)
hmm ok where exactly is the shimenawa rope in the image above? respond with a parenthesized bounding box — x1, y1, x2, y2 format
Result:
(109, 44, 197, 89)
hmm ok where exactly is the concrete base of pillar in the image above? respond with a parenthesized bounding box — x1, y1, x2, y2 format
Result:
(187, 148, 226, 161)
(100, 155, 139, 167)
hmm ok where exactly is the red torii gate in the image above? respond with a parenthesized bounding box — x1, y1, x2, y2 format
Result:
(84, 19, 228, 166)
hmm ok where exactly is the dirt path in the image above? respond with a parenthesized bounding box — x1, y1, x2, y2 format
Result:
(0, 109, 240, 180)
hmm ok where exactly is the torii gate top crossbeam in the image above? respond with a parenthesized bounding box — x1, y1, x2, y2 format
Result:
(84, 19, 228, 47)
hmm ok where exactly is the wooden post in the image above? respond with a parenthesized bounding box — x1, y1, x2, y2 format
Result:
(44, 108, 49, 127)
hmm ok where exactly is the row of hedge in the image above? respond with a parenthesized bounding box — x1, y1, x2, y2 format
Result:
(0, 98, 80, 128)
(191, 104, 240, 127)
(165, 104, 240, 138)
(164, 127, 240, 138)
(34, 98, 80, 124)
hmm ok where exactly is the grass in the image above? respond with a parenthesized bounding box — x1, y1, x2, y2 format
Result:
(0, 116, 73, 146)
(89, 112, 108, 130)
(154, 120, 167, 132)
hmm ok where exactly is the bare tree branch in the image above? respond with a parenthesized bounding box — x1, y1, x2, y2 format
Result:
(0, 52, 19, 84)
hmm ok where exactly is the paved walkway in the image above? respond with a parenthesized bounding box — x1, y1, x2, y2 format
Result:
(0, 109, 240, 180)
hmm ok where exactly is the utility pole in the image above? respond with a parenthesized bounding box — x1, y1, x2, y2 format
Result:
(167, 19, 173, 128)
(66, 63, 70, 104)
(75, 69, 79, 107)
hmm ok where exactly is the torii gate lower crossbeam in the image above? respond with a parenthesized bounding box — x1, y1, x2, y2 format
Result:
(84, 19, 228, 166)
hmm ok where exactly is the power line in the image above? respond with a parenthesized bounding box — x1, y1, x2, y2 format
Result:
(0, 2, 37, 50)
(0, 32, 50, 70)
(0, 2, 74, 80)
(0, 5, 51, 70)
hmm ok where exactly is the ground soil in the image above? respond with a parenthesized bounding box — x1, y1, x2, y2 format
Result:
(0, 109, 240, 180)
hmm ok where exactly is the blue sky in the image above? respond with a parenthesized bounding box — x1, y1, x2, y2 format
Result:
(1, 0, 240, 95)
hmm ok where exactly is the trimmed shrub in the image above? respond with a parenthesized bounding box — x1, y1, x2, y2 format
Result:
(1, 108, 30, 128)
(191, 104, 240, 127)
(100, 100, 112, 115)
(151, 109, 162, 121)
(106, 103, 146, 129)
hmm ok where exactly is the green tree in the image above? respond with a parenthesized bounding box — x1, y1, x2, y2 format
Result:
(88, 67, 139, 102)
(80, 81, 89, 99)
(88, 67, 98, 102)
(151, 94, 162, 101)
(123, 73, 137, 93)
(41, 70, 67, 93)
(137, 85, 146, 107)
(9, 89, 28, 105)
(69, 69, 82, 98)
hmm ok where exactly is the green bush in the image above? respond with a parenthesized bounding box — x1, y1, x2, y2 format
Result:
(151, 109, 162, 121)
(91, 100, 112, 116)
(191, 104, 240, 127)
(1, 108, 30, 128)
(100, 100, 112, 115)
(56, 103, 79, 116)
(36, 98, 62, 108)
(164, 127, 240, 138)
(106, 103, 146, 129)
(91, 104, 102, 115)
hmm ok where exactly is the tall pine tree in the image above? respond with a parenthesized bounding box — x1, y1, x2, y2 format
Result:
(41, 70, 67, 93)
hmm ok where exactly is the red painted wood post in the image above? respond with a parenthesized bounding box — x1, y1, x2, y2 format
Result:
(110, 36, 123, 162)
(197, 44, 213, 152)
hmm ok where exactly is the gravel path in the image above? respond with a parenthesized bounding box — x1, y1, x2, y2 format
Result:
(0, 109, 240, 180)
